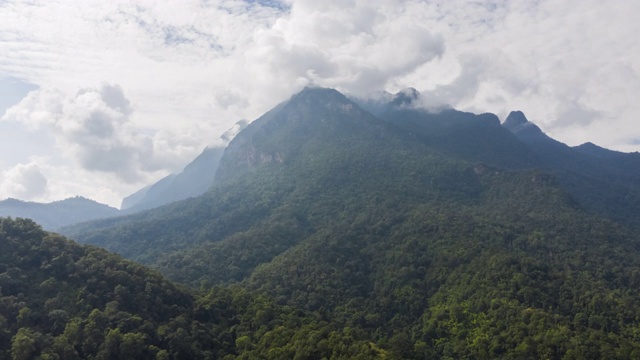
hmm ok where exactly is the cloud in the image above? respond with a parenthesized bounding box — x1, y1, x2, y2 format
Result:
(374, 0, 640, 151)
(245, 0, 445, 96)
(0, 162, 48, 200)
(2, 84, 189, 183)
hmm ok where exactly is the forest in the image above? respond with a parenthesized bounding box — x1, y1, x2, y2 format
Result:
(0, 217, 389, 359)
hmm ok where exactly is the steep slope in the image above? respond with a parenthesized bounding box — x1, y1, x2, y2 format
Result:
(63, 87, 503, 289)
(354, 89, 536, 170)
(121, 120, 248, 213)
(62, 87, 640, 358)
(503, 111, 640, 227)
(63, 87, 478, 266)
(121, 146, 225, 212)
(0, 197, 119, 230)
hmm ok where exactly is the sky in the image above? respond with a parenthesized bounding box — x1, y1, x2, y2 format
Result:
(1, 0, 639, 208)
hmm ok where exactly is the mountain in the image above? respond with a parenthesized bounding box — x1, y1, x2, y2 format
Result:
(61, 87, 640, 358)
(0, 197, 119, 230)
(121, 120, 249, 213)
(503, 111, 640, 227)
(121, 146, 225, 212)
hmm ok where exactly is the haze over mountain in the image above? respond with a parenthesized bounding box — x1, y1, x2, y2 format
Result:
(0, 196, 119, 230)
(3, 1, 640, 357)
(60, 87, 640, 358)
(121, 120, 249, 212)
(120, 146, 225, 212)
(2, 0, 639, 216)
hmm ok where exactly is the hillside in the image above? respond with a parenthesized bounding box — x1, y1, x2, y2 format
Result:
(0, 217, 388, 359)
(503, 111, 640, 226)
(0, 197, 119, 231)
(61, 87, 640, 358)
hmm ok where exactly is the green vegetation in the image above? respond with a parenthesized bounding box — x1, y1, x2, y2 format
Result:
(0, 218, 386, 359)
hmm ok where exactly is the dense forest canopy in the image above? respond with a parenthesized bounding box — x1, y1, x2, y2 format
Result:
(0, 217, 390, 359)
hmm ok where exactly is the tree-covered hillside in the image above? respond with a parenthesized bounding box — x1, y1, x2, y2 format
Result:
(60, 87, 640, 358)
(0, 217, 391, 360)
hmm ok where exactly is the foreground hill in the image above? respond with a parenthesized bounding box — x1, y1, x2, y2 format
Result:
(0, 197, 119, 231)
(0, 217, 389, 359)
(62, 87, 640, 358)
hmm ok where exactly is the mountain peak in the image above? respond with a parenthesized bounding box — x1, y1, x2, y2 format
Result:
(502, 110, 545, 138)
(391, 87, 420, 107)
(292, 86, 348, 103)
(573, 141, 627, 158)
(221, 119, 249, 143)
(504, 111, 529, 127)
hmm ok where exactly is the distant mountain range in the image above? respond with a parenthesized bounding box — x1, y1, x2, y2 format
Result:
(6, 88, 640, 234)
(0, 196, 119, 230)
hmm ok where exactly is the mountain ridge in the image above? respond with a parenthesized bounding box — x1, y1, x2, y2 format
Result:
(0, 196, 119, 230)
(121, 146, 225, 212)
(501, 110, 640, 226)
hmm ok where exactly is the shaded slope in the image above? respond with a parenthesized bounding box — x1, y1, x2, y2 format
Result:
(121, 146, 225, 213)
(356, 90, 536, 170)
(378, 108, 536, 169)
(503, 111, 640, 227)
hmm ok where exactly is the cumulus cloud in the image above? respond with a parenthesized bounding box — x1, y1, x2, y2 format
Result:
(0, 162, 48, 200)
(245, 0, 445, 96)
(2, 84, 188, 183)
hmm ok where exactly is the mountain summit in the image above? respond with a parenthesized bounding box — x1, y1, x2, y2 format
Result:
(215, 86, 384, 183)
(503, 110, 546, 140)
(503, 110, 528, 126)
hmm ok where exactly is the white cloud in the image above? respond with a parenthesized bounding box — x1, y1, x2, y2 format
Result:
(0, 162, 48, 201)
(0, 0, 639, 206)
(2, 84, 196, 183)
(244, 0, 445, 96)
